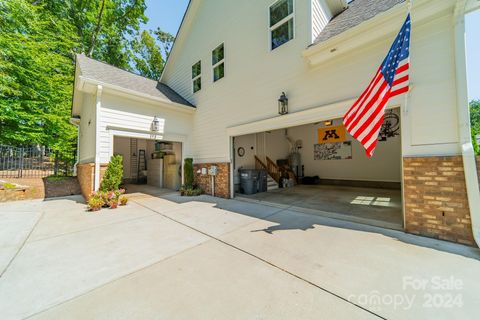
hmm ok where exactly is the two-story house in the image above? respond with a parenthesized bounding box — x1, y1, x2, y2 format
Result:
(71, 0, 480, 246)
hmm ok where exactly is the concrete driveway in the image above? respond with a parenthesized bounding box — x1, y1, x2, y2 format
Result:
(0, 192, 479, 320)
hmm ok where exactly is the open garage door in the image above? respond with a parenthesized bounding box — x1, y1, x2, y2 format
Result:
(232, 108, 403, 230)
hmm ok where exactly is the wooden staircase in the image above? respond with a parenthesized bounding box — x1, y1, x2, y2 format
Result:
(255, 155, 296, 190)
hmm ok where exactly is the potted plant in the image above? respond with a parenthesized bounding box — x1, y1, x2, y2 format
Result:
(119, 196, 128, 206)
(108, 199, 119, 209)
(88, 194, 104, 212)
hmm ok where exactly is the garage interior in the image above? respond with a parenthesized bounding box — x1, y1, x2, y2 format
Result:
(113, 137, 182, 192)
(233, 108, 403, 230)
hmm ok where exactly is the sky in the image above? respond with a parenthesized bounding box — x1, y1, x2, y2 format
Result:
(144, 0, 479, 101)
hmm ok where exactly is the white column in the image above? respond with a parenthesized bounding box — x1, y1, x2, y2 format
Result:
(94, 85, 103, 191)
(453, 7, 480, 246)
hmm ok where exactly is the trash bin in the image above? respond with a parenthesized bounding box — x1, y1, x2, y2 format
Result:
(257, 169, 267, 192)
(239, 169, 258, 195)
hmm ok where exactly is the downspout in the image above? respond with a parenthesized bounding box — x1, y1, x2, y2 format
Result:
(94, 85, 103, 191)
(453, 5, 480, 247)
(69, 117, 81, 176)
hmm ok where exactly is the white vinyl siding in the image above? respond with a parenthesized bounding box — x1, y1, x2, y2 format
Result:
(311, 0, 330, 42)
(161, 1, 461, 163)
(97, 93, 193, 164)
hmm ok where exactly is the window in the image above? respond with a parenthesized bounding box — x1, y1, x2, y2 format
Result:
(269, 0, 294, 50)
(212, 43, 225, 82)
(192, 61, 201, 93)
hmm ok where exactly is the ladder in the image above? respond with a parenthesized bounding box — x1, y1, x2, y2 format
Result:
(137, 149, 147, 184)
(130, 139, 138, 182)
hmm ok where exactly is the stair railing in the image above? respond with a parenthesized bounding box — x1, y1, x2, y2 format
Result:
(266, 156, 281, 183)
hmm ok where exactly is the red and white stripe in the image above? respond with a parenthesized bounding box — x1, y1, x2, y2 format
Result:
(343, 59, 410, 157)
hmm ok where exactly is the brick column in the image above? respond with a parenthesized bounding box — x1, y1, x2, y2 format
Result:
(193, 162, 230, 198)
(76, 163, 108, 199)
(403, 156, 475, 246)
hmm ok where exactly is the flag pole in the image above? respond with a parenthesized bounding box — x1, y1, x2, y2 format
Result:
(404, 0, 412, 116)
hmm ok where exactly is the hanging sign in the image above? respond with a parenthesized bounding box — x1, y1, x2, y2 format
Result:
(317, 125, 346, 144)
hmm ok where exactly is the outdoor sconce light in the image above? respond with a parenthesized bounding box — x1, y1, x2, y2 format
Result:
(324, 120, 333, 126)
(278, 92, 288, 115)
(151, 116, 160, 132)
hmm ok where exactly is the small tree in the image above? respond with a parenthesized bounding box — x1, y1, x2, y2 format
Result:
(100, 155, 123, 191)
(184, 158, 194, 188)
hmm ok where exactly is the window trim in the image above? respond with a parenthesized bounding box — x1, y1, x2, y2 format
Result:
(192, 60, 201, 93)
(268, 0, 295, 51)
(212, 43, 225, 82)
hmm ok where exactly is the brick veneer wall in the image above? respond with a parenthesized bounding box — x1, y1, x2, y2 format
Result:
(403, 156, 475, 246)
(43, 177, 81, 198)
(193, 162, 230, 198)
(76, 163, 108, 199)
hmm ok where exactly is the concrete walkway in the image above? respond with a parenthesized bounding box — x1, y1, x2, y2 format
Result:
(0, 193, 479, 319)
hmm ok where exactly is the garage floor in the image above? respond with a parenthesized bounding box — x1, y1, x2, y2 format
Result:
(237, 184, 403, 230)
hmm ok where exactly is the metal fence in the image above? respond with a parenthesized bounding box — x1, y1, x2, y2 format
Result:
(0, 145, 74, 178)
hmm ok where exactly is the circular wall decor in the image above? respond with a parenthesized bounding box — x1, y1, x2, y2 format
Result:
(237, 147, 245, 157)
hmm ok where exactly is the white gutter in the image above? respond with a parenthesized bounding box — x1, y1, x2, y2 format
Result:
(454, 2, 480, 246)
(69, 117, 81, 176)
(94, 85, 103, 192)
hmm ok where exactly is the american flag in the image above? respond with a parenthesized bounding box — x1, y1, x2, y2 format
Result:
(343, 14, 411, 158)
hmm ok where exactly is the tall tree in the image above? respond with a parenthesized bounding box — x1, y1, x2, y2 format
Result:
(0, 0, 78, 157)
(132, 30, 164, 80)
(153, 28, 175, 59)
(39, 0, 148, 70)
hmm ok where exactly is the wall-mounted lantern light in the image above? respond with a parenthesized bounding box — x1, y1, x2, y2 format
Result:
(324, 120, 333, 126)
(278, 92, 288, 115)
(151, 116, 161, 132)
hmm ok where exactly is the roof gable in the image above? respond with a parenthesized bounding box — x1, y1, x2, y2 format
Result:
(76, 54, 194, 108)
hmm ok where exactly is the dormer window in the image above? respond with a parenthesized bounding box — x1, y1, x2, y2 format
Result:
(269, 0, 294, 50)
(192, 61, 201, 93)
(212, 43, 225, 82)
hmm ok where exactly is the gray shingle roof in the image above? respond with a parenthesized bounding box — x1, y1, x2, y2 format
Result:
(76, 54, 194, 108)
(313, 0, 406, 45)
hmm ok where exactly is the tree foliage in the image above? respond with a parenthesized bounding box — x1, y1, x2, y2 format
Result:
(0, 0, 174, 157)
(132, 30, 164, 80)
(470, 100, 480, 155)
(0, 0, 78, 157)
(100, 154, 124, 191)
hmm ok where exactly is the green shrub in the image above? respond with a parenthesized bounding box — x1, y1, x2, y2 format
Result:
(472, 128, 480, 156)
(184, 158, 194, 188)
(179, 185, 203, 197)
(87, 195, 104, 211)
(100, 155, 124, 192)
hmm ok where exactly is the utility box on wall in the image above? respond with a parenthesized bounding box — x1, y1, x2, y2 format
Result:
(208, 166, 218, 176)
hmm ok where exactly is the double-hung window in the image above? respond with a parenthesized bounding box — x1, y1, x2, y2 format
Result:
(269, 0, 294, 50)
(212, 43, 225, 82)
(192, 61, 201, 93)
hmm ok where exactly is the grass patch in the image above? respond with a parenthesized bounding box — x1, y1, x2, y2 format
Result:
(2, 183, 17, 189)
(46, 175, 70, 182)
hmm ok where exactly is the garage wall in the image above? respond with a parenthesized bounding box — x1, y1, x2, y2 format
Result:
(233, 133, 256, 175)
(98, 93, 193, 164)
(265, 130, 290, 163)
(288, 112, 402, 182)
(113, 136, 131, 179)
(78, 93, 96, 164)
